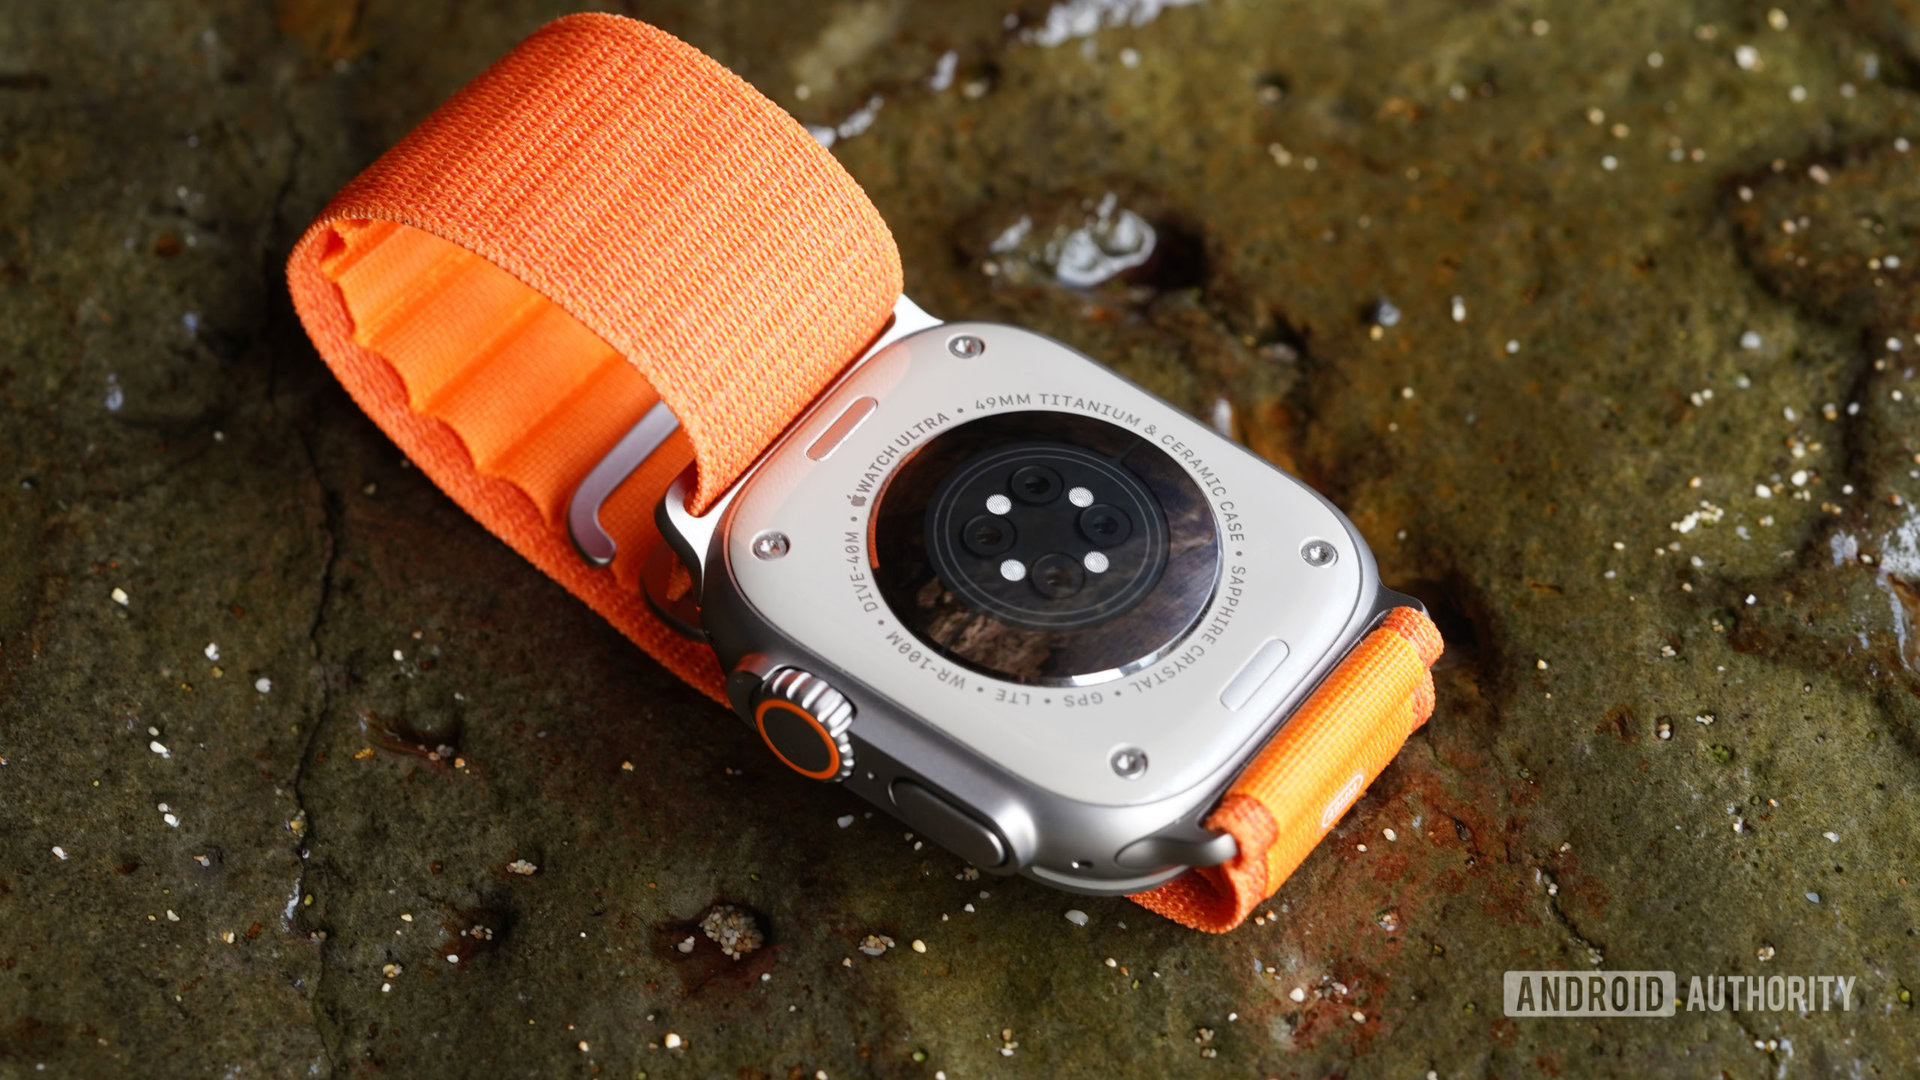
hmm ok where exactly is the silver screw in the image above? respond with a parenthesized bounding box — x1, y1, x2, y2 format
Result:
(1301, 539, 1338, 567)
(947, 334, 986, 358)
(1110, 746, 1149, 780)
(752, 531, 791, 560)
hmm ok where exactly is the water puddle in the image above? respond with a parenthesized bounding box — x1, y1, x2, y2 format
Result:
(979, 190, 1205, 296)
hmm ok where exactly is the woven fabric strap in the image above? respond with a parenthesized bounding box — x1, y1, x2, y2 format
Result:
(1131, 607, 1442, 932)
(285, 13, 902, 700)
(287, 13, 1438, 935)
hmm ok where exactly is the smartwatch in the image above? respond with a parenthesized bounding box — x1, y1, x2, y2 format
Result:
(287, 13, 1441, 933)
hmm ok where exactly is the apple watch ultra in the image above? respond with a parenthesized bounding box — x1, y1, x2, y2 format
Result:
(287, 14, 1441, 933)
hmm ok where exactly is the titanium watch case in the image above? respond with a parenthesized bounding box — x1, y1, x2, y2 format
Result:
(655, 301, 1420, 896)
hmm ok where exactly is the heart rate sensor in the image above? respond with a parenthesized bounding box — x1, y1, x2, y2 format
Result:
(872, 411, 1218, 685)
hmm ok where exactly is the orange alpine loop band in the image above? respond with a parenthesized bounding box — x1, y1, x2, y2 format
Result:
(1131, 607, 1442, 932)
(286, 13, 1440, 934)
(285, 13, 902, 701)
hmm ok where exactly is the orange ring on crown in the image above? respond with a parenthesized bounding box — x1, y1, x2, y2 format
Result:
(753, 698, 844, 781)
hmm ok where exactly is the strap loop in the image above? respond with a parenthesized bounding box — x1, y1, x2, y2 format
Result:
(286, 14, 901, 699)
(1130, 607, 1442, 932)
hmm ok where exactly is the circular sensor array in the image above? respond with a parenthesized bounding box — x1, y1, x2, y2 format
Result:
(926, 443, 1169, 631)
(871, 411, 1221, 686)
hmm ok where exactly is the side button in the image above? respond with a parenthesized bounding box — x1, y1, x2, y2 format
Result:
(806, 396, 879, 461)
(890, 780, 1008, 869)
(1219, 637, 1291, 711)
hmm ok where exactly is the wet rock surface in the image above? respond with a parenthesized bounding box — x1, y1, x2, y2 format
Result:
(2, 1, 1917, 1077)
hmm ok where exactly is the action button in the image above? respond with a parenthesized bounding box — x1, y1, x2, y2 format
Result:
(890, 779, 1008, 868)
